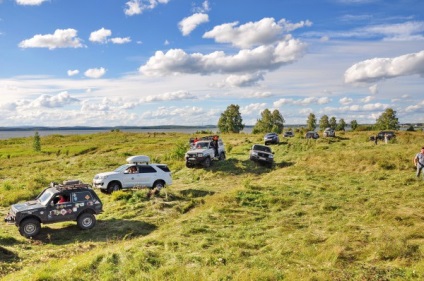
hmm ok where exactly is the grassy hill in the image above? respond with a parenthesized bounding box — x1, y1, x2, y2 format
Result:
(1, 130, 424, 280)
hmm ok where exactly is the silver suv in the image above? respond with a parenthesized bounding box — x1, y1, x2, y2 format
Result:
(92, 155, 172, 194)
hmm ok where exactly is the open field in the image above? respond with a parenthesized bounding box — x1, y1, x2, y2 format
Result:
(1, 130, 424, 280)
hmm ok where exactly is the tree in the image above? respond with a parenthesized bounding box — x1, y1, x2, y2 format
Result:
(306, 113, 317, 131)
(252, 109, 285, 134)
(375, 108, 400, 130)
(217, 104, 245, 133)
(33, 131, 41, 152)
(319, 115, 329, 130)
(329, 117, 337, 130)
(350, 120, 358, 131)
(337, 118, 346, 131)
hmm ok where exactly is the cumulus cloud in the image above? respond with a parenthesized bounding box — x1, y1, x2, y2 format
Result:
(344, 50, 424, 83)
(273, 97, 330, 107)
(28, 92, 79, 108)
(110, 37, 131, 44)
(84, 67, 106, 79)
(203, 17, 311, 48)
(240, 103, 267, 115)
(67, 69, 79, 76)
(179, 13, 209, 36)
(140, 39, 306, 76)
(16, 0, 48, 5)
(89, 28, 112, 43)
(18, 29, 84, 50)
(124, 0, 170, 16)
(225, 72, 264, 87)
(141, 91, 197, 102)
(339, 97, 353, 105)
(369, 84, 378, 94)
(361, 96, 374, 103)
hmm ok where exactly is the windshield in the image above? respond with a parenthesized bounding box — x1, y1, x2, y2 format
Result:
(114, 164, 131, 173)
(253, 145, 271, 153)
(195, 142, 209, 149)
(38, 190, 53, 205)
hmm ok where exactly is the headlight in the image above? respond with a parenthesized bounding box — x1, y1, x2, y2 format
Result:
(97, 175, 108, 180)
(197, 153, 203, 157)
(269, 155, 274, 159)
(251, 151, 258, 156)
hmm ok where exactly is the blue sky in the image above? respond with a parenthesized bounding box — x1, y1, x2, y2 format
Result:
(0, 0, 423, 127)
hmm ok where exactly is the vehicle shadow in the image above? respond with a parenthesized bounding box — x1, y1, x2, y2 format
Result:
(0, 246, 18, 263)
(208, 158, 293, 175)
(179, 189, 215, 198)
(34, 218, 157, 244)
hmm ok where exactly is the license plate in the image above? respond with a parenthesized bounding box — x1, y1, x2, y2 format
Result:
(259, 157, 266, 160)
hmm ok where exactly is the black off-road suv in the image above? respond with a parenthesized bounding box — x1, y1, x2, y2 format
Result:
(249, 144, 274, 168)
(4, 180, 103, 238)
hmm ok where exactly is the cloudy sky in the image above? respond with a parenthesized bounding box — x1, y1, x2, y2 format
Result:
(0, 0, 423, 127)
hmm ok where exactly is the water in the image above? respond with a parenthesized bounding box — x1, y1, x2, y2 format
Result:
(0, 127, 254, 140)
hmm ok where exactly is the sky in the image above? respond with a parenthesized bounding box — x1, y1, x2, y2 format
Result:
(0, 0, 423, 127)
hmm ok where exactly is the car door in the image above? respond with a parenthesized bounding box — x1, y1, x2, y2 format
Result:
(122, 165, 140, 188)
(138, 165, 158, 187)
(48, 192, 75, 222)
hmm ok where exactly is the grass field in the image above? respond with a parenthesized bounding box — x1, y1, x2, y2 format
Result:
(1, 130, 424, 280)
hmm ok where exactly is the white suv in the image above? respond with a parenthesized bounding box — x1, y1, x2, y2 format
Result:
(92, 155, 172, 194)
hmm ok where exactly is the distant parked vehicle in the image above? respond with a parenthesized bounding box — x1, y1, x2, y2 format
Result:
(264, 133, 279, 145)
(283, 131, 294, 138)
(323, 128, 335, 137)
(249, 144, 274, 167)
(185, 136, 226, 168)
(305, 131, 319, 139)
(377, 131, 396, 140)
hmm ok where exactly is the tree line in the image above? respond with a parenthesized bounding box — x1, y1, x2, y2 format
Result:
(217, 104, 400, 134)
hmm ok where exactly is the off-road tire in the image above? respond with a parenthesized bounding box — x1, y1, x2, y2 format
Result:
(219, 152, 226, 160)
(186, 162, 194, 168)
(202, 157, 211, 168)
(107, 181, 121, 194)
(77, 213, 96, 230)
(153, 181, 165, 190)
(19, 218, 41, 238)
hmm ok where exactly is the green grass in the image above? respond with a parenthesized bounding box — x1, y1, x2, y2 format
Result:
(1, 130, 424, 280)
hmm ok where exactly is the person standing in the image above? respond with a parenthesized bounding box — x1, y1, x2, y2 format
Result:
(413, 147, 424, 178)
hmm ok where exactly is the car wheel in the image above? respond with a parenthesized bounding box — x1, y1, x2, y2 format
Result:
(186, 162, 193, 168)
(107, 182, 121, 194)
(203, 157, 211, 168)
(153, 181, 164, 190)
(19, 218, 41, 238)
(219, 152, 226, 160)
(77, 213, 96, 230)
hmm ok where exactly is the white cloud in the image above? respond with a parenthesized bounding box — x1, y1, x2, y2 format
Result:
(240, 103, 267, 116)
(28, 92, 79, 108)
(345, 49, 424, 83)
(124, 0, 170, 16)
(16, 0, 48, 5)
(84, 67, 106, 79)
(141, 91, 197, 102)
(273, 97, 330, 107)
(203, 17, 311, 48)
(89, 28, 112, 44)
(110, 37, 131, 44)
(369, 84, 378, 94)
(179, 13, 209, 36)
(225, 72, 264, 87)
(361, 96, 374, 103)
(339, 97, 353, 105)
(18, 29, 84, 50)
(67, 70, 79, 76)
(140, 38, 306, 76)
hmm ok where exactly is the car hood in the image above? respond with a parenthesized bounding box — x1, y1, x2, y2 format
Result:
(187, 148, 208, 153)
(12, 200, 45, 212)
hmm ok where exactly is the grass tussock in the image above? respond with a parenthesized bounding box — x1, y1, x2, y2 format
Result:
(1, 130, 424, 280)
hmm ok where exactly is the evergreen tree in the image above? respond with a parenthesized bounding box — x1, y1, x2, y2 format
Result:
(319, 115, 329, 130)
(33, 131, 41, 152)
(337, 118, 346, 131)
(306, 113, 317, 131)
(217, 104, 245, 133)
(350, 120, 358, 131)
(252, 109, 285, 134)
(375, 108, 399, 130)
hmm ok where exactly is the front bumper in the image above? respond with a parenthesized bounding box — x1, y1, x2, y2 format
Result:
(92, 181, 107, 190)
(185, 156, 208, 164)
(4, 213, 15, 224)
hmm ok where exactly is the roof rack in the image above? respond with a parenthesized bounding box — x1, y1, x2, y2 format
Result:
(49, 180, 92, 191)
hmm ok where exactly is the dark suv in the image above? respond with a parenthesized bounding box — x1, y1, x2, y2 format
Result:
(249, 144, 274, 167)
(377, 131, 396, 140)
(264, 133, 279, 145)
(4, 180, 103, 238)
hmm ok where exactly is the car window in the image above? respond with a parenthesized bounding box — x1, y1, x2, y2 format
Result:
(156, 165, 170, 172)
(39, 190, 53, 205)
(72, 191, 94, 202)
(139, 166, 157, 173)
(114, 164, 130, 173)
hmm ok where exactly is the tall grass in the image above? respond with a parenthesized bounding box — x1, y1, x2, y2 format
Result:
(1, 130, 424, 280)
